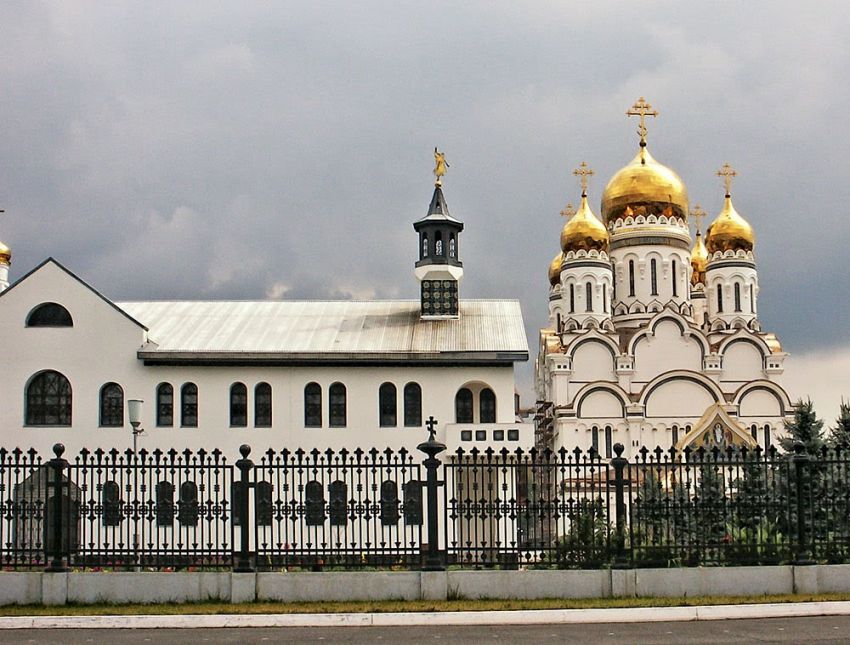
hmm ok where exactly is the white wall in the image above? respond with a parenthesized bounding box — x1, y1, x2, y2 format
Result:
(0, 263, 519, 457)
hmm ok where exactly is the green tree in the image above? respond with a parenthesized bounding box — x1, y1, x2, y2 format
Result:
(827, 400, 850, 451)
(693, 449, 728, 564)
(779, 400, 827, 557)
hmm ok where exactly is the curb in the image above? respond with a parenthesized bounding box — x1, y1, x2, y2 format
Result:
(2, 601, 850, 629)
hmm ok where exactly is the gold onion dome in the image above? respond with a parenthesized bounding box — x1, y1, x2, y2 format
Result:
(690, 230, 708, 285)
(601, 146, 689, 225)
(705, 195, 755, 254)
(548, 251, 563, 286)
(0, 240, 10, 265)
(560, 194, 609, 254)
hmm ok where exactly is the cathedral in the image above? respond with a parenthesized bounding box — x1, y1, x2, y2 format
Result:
(535, 98, 793, 458)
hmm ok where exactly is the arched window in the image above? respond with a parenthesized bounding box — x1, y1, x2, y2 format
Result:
(25, 370, 71, 426)
(480, 388, 496, 423)
(155, 481, 174, 527)
(379, 382, 397, 427)
(404, 382, 422, 427)
(422, 234, 429, 258)
(602, 284, 608, 313)
(629, 260, 636, 297)
(181, 383, 198, 427)
(435, 231, 443, 256)
(750, 424, 758, 441)
(717, 283, 724, 313)
(230, 382, 247, 427)
(650, 259, 658, 295)
(26, 303, 73, 327)
(329, 382, 346, 427)
(672, 260, 678, 297)
(178, 481, 199, 527)
(750, 283, 755, 313)
(763, 424, 772, 449)
(455, 388, 473, 423)
(102, 481, 122, 527)
(99, 382, 124, 427)
(672, 425, 679, 447)
(304, 382, 322, 427)
(585, 282, 593, 312)
(591, 426, 600, 454)
(255, 382, 272, 427)
(569, 283, 575, 313)
(734, 282, 742, 312)
(556, 313, 562, 332)
(605, 426, 613, 458)
(449, 234, 456, 258)
(156, 383, 173, 427)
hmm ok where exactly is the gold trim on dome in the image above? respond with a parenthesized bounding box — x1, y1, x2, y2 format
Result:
(0, 241, 10, 265)
(706, 195, 755, 254)
(548, 251, 564, 286)
(560, 195, 609, 254)
(601, 146, 689, 225)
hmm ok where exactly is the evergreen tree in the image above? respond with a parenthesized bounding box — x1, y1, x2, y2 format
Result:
(693, 449, 729, 564)
(778, 399, 827, 555)
(828, 400, 850, 451)
(779, 399, 825, 455)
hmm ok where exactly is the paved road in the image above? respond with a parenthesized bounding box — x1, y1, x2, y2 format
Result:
(4, 616, 850, 644)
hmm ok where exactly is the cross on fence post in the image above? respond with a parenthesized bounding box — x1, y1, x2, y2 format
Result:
(418, 416, 446, 571)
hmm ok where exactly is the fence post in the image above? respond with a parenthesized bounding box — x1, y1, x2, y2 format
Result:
(610, 443, 630, 568)
(45, 443, 69, 573)
(418, 416, 446, 571)
(234, 444, 254, 573)
(792, 441, 814, 565)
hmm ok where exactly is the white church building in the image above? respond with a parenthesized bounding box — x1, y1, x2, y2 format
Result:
(0, 169, 532, 458)
(536, 98, 794, 458)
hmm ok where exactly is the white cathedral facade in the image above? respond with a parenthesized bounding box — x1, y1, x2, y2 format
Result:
(535, 99, 794, 459)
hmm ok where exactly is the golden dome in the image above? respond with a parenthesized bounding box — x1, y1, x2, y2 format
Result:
(690, 231, 708, 285)
(601, 146, 689, 225)
(0, 240, 10, 266)
(548, 251, 563, 286)
(560, 195, 609, 253)
(705, 195, 754, 254)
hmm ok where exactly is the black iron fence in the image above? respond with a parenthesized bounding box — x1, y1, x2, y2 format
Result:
(2, 437, 849, 572)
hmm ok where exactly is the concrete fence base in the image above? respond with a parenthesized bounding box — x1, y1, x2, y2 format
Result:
(3, 565, 850, 606)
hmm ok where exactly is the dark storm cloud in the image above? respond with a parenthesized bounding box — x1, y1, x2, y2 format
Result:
(1, 1, 849, 399)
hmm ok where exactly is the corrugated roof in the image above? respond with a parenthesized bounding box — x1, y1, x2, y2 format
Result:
(117, 300, 528, 363)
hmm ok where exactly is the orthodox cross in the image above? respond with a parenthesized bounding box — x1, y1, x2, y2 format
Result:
(433, 148, 449, 186)
(717, 163, 737, 197)
(690, 204, 706, 234)
(559, 202, 576, 221)
(425, 416, 438, 441)
(626, 96, 658, 145)
(573, 162, 594, 197)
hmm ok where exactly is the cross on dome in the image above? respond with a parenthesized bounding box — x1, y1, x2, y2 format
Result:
(573, 162, 594, 197)
(626, 97, 658, 146)
(559, 203, 576, 220)
(690, 204, 706, 233)
(717, 163, 737, 197)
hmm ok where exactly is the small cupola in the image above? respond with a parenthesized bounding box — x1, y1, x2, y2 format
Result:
(413, 149, 464, 317)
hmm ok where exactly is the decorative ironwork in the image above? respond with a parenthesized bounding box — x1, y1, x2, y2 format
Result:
(0, 441, 848, 572)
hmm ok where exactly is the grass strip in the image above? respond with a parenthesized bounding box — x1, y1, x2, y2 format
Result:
(2, 593, 850, 616)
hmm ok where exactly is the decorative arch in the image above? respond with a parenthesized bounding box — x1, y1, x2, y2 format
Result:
(638, 369, 726, 408)
(566, 331, 620, 361)
(717, 330, 771, 357)
(732, 380, 793, 417)
(573, 383, 629, 418)
(627, 310, 709, 358)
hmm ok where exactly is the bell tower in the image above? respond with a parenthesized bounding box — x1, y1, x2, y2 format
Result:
(414, 149, 464, 318)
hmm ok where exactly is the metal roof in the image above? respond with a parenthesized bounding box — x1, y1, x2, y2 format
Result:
(117, 300, 528, 365)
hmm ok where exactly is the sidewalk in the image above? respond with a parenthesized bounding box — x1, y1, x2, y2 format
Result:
(3, 601, 850, 629)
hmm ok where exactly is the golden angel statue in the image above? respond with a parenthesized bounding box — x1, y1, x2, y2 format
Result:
(433, 147, 449, 184)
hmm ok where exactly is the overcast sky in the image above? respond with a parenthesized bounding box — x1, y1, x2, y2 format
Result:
(1, 2, 848, 418)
